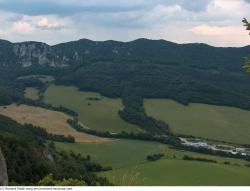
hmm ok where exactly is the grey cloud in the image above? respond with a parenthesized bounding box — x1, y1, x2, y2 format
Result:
(0, 0, 249, 47)
(157, 0, 210, 12)
(0, 0, 210, 16)
(0, 0, 145, 16)
(34, 24, 65, 31)
(5, 14, 23, 22)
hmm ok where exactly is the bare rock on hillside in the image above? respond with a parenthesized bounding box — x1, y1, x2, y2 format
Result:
(0, 149, 8, 186)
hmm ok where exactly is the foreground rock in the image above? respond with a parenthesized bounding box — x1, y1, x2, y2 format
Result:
(0, 149, 8, 186)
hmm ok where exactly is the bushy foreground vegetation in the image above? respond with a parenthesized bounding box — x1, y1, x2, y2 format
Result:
(0, 115, 112, 186)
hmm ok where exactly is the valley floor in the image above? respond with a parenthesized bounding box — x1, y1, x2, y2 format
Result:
(1, 102, 250, 186)
(6, 77, 250, 186)
(55, 140, 250, 186)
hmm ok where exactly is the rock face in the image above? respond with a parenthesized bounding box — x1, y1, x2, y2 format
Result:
(0, 149, 8, 186)
(13, 42, 68, 68)
(42, 148, 54, 166)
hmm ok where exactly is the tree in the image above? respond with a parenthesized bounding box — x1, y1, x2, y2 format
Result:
(38, 174, 86, 186)
(243, 18, 250, 33)
(243, 18, 250, 72)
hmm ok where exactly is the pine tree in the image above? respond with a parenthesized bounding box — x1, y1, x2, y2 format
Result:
(243, 18, 250, 72)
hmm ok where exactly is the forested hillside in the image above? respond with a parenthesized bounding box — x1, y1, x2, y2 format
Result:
(53, 39, 250, 108)
(1, 38, 250, 133)
(0, 114, 111, 185)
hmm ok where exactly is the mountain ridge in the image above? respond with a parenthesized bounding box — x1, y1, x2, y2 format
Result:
(1, 38, 250, 48)
(1, 38, 249, 70)
(1, 37, 250, 112)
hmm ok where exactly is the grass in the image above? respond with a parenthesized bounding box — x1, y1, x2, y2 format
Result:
(55, 140, 168, 169)
(56, 139, 250, 186)
(44, 85, 142, 133)
(144, 99, 250, 144)
(55, 139, 249, 169)
(101, 159, 250, 186)
(0, 104, 110, 143)
(24, 87, 39, 100)
(18, 75, 54, 83)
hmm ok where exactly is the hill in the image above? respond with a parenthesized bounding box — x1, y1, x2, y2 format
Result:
(0, 39, 250, 108)
(0, 38, 250, 134)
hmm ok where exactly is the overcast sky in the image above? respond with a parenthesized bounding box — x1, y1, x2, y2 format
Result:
(0, 0, 250, 47)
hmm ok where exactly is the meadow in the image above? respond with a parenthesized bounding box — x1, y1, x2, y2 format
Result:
(55, 140, 169, 168)
(144, 99, 250, 144)
(56, 139, 250, 186)
(44, 85, 142, 133)
(101, 159, 250, 186)
(24, 87, 39, 100)
(0, 104, 109, 143)
(55, 139, 249, 168)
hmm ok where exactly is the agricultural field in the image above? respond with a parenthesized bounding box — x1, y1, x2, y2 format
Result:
(56, 139, 250, 186)
(24, 87, 39, 100)
(0, 104, 110, 143)
(55, 140, 168, 168)
(18, 75, 54, 83)
(44, 85, 142, 133)
(101, 159, 250, 186)
(144, 99, 250, 144)
(55, 140, 249, 169)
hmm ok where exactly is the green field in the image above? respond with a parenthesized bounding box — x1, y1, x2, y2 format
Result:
(24, 87, 39, 100)
(55, 140, 168, 169)
(101, 159, 250, 186)
(55, 139, 250, 186)
(44, 85, 142, 133)
(55, 140, 248, 168)
(145, 99, 250, 144)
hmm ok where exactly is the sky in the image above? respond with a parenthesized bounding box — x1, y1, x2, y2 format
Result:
(0, 0, 250, 47)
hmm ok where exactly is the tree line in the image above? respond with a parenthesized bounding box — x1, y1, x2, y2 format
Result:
(67, 119, 180, 146)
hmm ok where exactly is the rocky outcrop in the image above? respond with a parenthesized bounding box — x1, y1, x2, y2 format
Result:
(0, 149, 8, 186)
(43, 148, 55, 166)
(12, 42, 68, 68)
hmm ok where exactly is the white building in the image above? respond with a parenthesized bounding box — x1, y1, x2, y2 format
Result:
(184, 142, 208, 148)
